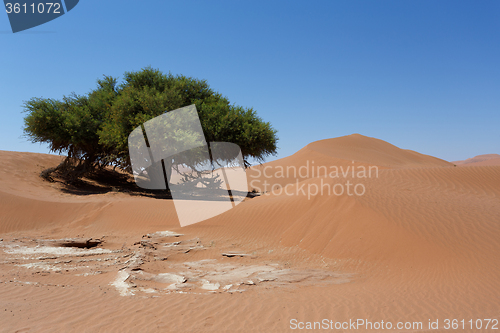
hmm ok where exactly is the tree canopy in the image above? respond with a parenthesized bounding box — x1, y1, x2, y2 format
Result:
(23, 67, 278, 181)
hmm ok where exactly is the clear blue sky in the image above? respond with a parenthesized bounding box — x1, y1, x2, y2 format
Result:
(1, 0, 499, 162)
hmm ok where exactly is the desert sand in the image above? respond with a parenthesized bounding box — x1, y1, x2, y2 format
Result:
(0, 134, 499, 332)
(453, 154, 500, 167)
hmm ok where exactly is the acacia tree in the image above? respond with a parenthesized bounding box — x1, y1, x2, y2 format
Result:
(23, 67, 278, 182)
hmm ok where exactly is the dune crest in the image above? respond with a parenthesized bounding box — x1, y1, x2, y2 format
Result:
(306, 134, 452, 168)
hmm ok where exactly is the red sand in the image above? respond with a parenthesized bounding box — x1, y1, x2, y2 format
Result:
(1, 134, 499, 332)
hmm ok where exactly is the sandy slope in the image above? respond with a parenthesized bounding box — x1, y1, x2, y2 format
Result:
(0, 136, 499, 332)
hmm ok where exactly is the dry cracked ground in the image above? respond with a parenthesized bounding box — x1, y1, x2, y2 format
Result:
(0, 231, 352, 298)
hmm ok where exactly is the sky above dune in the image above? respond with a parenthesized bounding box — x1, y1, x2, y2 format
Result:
(1, 0, 498, 163)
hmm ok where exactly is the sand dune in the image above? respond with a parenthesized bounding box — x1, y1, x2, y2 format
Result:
(0, 136, 499, 332)
(247, 134, 452, 191)
(305, 134, 452, 168)
(453, 153, 500, 167)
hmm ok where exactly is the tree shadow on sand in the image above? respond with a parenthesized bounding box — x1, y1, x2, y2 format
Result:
(47, 168, 173, 199)
(46, 167, 258, 200)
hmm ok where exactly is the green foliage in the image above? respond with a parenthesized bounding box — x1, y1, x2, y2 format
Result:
(23, 67, 278, 180)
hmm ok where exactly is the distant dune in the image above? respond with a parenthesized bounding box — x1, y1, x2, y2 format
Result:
(453, 153, 500, 166)
(0, 136, 499, 332)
